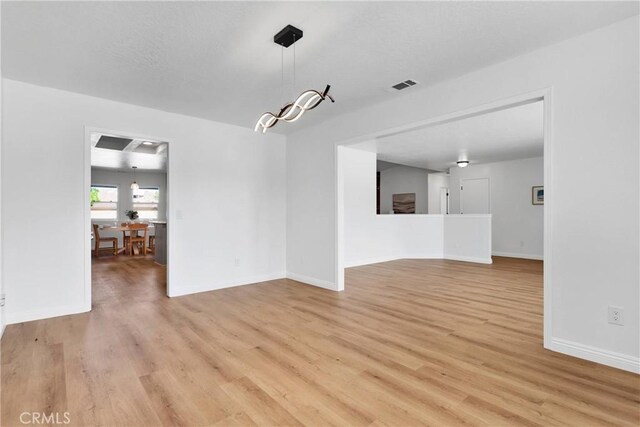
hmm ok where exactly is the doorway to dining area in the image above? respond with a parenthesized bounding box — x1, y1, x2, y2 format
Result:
(89, 131, 168, 307)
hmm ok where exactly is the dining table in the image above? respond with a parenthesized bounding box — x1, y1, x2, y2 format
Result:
(100, 223, 155, 256)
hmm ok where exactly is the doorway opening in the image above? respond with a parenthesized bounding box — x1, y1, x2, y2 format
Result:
(85, 129, 170, 309)
(336, 89, 551, 345)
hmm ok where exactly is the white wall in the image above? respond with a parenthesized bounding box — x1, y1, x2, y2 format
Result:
(287, 17, 639, 371)
(2, 79, 287, 324)
(443, 215, 492, 264)
(91, 168, 167, 247)
(428, 173, 450, 214)
(344, 146, 491, 266)
(449, 157, 543, 259)
(0, 5, 4, 337)
(379, 165, 429, 214)
(344, 148, 443, 267)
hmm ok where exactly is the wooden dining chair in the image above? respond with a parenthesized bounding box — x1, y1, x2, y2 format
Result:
(92, 224, 118, 257)
(126, 223, 149, 256)
(121, 222, 135, 254)
(148, 235, 155, 254)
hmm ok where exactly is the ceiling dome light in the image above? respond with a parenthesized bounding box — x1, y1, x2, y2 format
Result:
(255, 25, 334, 133)
(457, 160, 470, 168)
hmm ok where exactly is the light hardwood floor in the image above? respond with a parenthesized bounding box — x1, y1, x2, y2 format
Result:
(1, 256, 639, 426)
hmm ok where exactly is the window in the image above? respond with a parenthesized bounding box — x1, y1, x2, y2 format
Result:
(133, 187, 160, 219)
(91, 185, 118, 219)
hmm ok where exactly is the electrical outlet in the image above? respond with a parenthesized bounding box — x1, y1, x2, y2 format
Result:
(234, 257, 240, 267)
(608, 306, 624, 326)
(0, 294, 5, 307)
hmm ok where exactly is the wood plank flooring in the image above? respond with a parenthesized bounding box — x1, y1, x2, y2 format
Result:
(2, 256, 639, 426)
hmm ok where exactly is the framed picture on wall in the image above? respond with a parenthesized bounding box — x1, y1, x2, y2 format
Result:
(393, 193, 416, 214)
(532, 186, 544, 205)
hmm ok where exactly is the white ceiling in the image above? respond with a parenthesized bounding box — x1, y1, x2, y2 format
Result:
(3, 2, 638, 134)
(377, 160, 404, 172)
(376, 101, 543, 171)
(91, 133, 167, 172)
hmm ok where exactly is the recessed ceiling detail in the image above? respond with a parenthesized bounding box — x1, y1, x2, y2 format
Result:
(91, 133, 167, 171)
(133, 141, 164, 154)
(95, 136, 133, 151)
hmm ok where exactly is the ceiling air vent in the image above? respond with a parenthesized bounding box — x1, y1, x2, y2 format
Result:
(391, 79, 419, 91)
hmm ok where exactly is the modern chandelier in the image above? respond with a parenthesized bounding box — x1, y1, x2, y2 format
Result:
(255, 25, 334, 133)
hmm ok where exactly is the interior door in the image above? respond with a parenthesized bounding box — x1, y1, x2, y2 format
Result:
(461, 178, 490, 214)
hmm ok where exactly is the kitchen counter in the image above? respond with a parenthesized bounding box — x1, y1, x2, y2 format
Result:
(150, 221, 167, 265)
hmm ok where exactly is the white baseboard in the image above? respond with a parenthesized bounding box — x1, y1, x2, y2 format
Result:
(286, 272, 337, 291)
(345, 256, 402, 268)
(492, 251, 543, 260)
(6, 304, 89, 325)
(345, 254, 442, 268)
(7, 272, 291, 323)
(444, 254, 493, 264)
(547, 337, 640, 374)
(169, 272, 287, 297)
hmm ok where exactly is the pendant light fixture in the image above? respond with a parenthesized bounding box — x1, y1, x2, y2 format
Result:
(130, 166, 139, 191)
(255, 25, 334, 133)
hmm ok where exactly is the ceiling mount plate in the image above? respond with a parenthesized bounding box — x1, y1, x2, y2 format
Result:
(274, 25, 303, 48)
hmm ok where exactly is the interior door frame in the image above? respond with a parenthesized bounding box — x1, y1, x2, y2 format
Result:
(460, 177, 491, 214)
(335, 87, 552, 347)
(83, 126, 172, 312)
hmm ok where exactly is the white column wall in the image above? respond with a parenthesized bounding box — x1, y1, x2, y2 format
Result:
(288, 17, 639, 371)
